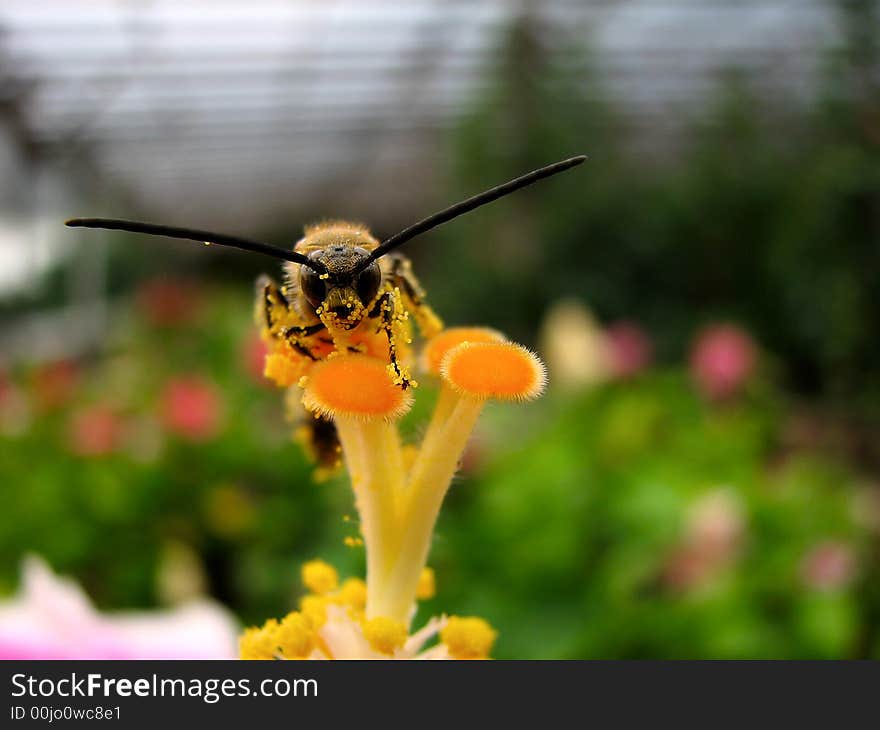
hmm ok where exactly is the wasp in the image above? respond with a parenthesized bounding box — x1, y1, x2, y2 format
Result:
(66, 155, 586, 469)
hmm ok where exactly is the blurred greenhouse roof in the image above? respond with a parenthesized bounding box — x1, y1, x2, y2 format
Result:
(0, 0, 838, 299)
(1, 1, 835, 209)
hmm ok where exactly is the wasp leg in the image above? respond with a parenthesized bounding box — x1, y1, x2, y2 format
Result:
(369, 287, 414, 389)
(283, 322, 326, 361)
(255, 275, 291, 337)
(256, 275, 328, 360)
(387, 254, 443, 338)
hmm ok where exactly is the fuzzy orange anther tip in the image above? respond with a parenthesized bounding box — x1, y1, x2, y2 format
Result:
(440, 341, 547, 401)
(302, 354, 413, 420)
(423, 327, 506, 374)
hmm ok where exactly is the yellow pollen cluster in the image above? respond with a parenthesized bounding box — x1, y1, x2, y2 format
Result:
(264, 350, 308, 388)
(276, 612, 314, 658)
(440, 616, 498, 660)
(339, 577, 368, 610)
(299, 595, 328, 629)
(301, 559, 339, 595)
(241, 612, 318, 660)
(362, 616, 408, 655)
(239, 620, 280, 660)
(240, 561, 498, 659)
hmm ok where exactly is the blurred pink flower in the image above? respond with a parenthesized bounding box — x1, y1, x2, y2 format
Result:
(605, 321, 653, 379)
(136, 277, 200, 328)
(67, 406, 123, 457)
(241, 333, 270, 385)
(160, 376, 223, 441)
(0, 557, 238, 659)
(689, 324, 757, 400)
(801, 541, 856, 591)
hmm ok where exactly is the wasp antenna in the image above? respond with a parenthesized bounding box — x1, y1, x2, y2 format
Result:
(357, 155, 587, 271)
(64, 218, 326, 273)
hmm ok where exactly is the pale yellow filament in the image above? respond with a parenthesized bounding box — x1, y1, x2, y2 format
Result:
(333, 416, 407, 619)
(379, 393, 485, 623)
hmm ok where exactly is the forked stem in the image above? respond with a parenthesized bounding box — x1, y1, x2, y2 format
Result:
(380, 394, 485, 623)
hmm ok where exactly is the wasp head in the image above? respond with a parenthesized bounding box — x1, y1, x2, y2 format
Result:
(296, 225, 383, 329)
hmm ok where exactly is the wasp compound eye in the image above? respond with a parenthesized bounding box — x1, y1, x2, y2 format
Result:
(300, 267, 327, 308)
(355, 263, 381, 305)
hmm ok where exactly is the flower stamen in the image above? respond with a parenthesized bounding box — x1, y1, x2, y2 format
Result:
(301, 355, 411, 620)
(379, 340, 547, 623)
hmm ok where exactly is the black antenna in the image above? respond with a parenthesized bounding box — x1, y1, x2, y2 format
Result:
(64, 218, 327, 273)
(355, 155, 587, 273)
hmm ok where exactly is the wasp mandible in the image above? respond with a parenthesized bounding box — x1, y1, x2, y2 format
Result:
(66, 155, 586, 467)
